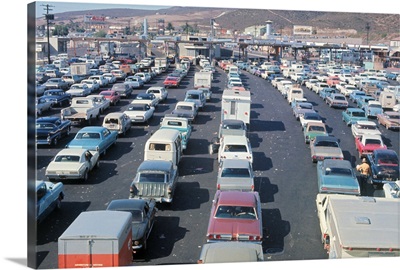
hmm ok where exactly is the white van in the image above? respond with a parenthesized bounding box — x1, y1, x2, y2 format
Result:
(144, 129, 183, 166)
(379, 91, 396, 110)
(184, 89, 206, 110)
(102, 112, 132, 136)
(287, 87, 304, 104)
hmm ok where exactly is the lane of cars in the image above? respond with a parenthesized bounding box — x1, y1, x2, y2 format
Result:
(35, 55, 399, 268)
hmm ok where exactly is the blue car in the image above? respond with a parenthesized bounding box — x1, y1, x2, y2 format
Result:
(356, 95, 375, 109)
(342, 108, 368, 126)
(36, 117, 71, 146)
(317, 159, 360, 195)
(348, 90, 366, 103)
(319, 87, 336, 101)
(386, 72, 399, 80)
(66, 126, 118, 156)
(362, 100, 384, 117)
(42, 89, 71, 107)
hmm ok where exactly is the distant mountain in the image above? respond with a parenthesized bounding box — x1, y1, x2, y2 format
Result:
(36, 6, 399, 42)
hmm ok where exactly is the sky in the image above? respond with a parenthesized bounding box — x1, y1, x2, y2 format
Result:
(1, 1, 399, 270)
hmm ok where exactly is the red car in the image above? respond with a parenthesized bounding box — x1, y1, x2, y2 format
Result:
(99, 90, 121, 106)
(163, 76, 180, 88)
(206, 190, 263, 243)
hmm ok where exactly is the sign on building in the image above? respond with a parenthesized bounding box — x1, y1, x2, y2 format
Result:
(293, 25, 313, 35)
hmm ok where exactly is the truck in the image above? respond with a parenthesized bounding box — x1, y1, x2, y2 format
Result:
(194, 71, 212, 89)
(154, 57, 169, 72)
(58, 210, 133, 268)
(70, 62, 90, 77)
(60, 97, 101, 126)
(221, 90, 251, 126)
(316, 194, 400, 258)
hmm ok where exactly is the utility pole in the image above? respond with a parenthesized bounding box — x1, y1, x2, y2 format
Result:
(366, 22, 370, 45)
(42, 4, 54, 64)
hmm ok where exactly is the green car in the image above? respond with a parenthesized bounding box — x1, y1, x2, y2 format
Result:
(342, 108, 368, 126)
(303, 122, 328, 144)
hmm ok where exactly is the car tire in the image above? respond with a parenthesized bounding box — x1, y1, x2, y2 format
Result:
(82, 169, 89, 182)
(52, 136, 58, 146)
(56, 197, 62, 210)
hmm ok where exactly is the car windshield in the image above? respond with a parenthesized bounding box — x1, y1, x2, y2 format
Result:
(215, 205, 256, 219)
(138, 173, 167, 183)
(224, 145, 248, 152)
(36, 123, 55, 129)
(55, 155, 80, 162)
(325, 167, 352, 176)
(334, 96, 346, 100)
(176, 105, 192, 111)
(352, 111, 366, 117)
(221, 168, 250, 178)
(223, 123, 244, 130)
(75, 132, 100, 139)
(365, 139, 382, 145)
(369, 104, 382, 109)
(128, 105, 148, 111)
(388, 114, 400, 120)
(186, 94, 200, 99)
(305, 114, 321, 120)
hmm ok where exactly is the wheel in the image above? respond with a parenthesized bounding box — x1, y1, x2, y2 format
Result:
(52, 136, 58, 146)
(82, 169, 89, 182)
(56, 197, 62, 210)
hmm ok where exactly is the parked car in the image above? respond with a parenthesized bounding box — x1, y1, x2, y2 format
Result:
(99, 90, 121, 106)
(217, 135, 253, 164)
(45, 148, 100, 182)
(348, 90, 366, 103)
(102, 73, 117, 84)
(184, 89, 207, 110)
(159, 115, 192, 151)
(366, 149, 399, 188)
(326, 93, 348, 108)
(146, 86, 168, 102)
(89, 75, 108, 87)
(351, 120, 381, 138)
(106, 198, 157, 253)
(341, 108, 368, 126)
(86, 94, 111, 114)
(171, 101, 198, 123)
(41, 89, 71, 107)
(102, 112, 132, 136)
(65, 126, 118, 156)
(36, 97, 54, 116)
(134, 93, 159, 107)
(198, 87, 212, 101)
(197, 242, 264, 264)
(376, 111, 400, 130)
(36, 180, 65, 223)
(124, 76, 143, 89)
(43, 78, 69, 90)
(310, 136, 344, 163)
(124, 100, 155, 124)
(81, 79, 100, 93)
(356, 95, 375, 109)
(217, 159, 254, 191)
(355, 134, 387, 158)
(206, 190, 263, 243)
(362, 100, 383, 117)
(129, 160, 179, 204)
(111, 83, 132, 98)
(316, 159, 360, 195)
(299, 111, 323, 129)
(303, 122, 328, 144)
(163, 76, 180, 88)
(66, 83, 91, 97)
(36, 117, 71, 146)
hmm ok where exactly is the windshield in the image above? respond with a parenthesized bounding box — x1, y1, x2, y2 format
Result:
(315, 140, 339, 147)
(215, 205, 256, 219)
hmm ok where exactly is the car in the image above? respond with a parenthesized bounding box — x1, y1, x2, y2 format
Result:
(36, 72, 51, 84)
(163, 76, 180, 88)
(129, 160, 179, 203)
(318, 87, 336, 101)
(102, 112, 132, 136)
(102, 73, 117, 84)
(206, 190, 263, 243)
(111, 69, 127, 80)
(171, 101, 198, 123)
(341, 108, 368, 126)
(326, 93, 348, 108)
(66, 83, 91, 97)
(45, 148, 100, 182)
(316, 159, 360, 195)
(111, 82, 132, 98)
(36, 180, 65, 223)
(310, 135, 344, 163)
(350, 120, 381, 138)
(217, 135, 253, 164)
(43, 77, 69, 90)
(124, 75, 143, 89)
(146, 86, 168, 103)
(99, 90, 121, 106)
(61, 74, 82, 86)
(135, 72, 151, 83)
(106, 199, 157, 253)
(217, 159, 254, 191)
(293, 102, 315, 120)
(36, 117, 71, 146)
(134, 93, 159, 107)
(159, 115, 192, 151)
(198, 87, 212, 101)
(376, 111, 400, 130)
(85, 94, 111, 114)
(356, 95, 375, 109)
(386, 72, 399, 80)
(348, 90, 366, 103)
(382, 180, 400, 198)
(41, 89, 71, 107)
(197, 242, 264, 264)
(36, 97, 54, 116)
(81, 79, 100, 93)
(355, 134, 387, 158)
(65, 126, 118, 156)
(366, 149, 399, 188)
(303, 122, 328, 144)
(124, 100, 155, 124)
(184, 89, 206, 110)
(299, 111, 323, 129)
(362, 100, 383, 117)
(89, 75, 108, 87)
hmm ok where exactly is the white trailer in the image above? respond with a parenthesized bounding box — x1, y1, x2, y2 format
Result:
(194, 71, 212, 89)
(221, 90, 251, 126)
(316, 194, 400, 259)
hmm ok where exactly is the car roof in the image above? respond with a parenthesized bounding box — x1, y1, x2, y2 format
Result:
(106, 198, 147, 211)
(77, 126, 106, 132)
(220, 159, 251, 168)
(314, 135, 339, 142)
(137, 160, 173, 172)
(321, 159, 352, 169)
(37, 117, 61, 123)
(355, 120, 377, 125)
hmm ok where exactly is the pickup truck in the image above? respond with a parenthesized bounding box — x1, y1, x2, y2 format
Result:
(36, 180, 65, 223)
(355, 134, 387, 158)
(60, 97, 101, 125)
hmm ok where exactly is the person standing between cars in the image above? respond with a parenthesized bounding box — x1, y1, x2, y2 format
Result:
(356, 158, 371, 193)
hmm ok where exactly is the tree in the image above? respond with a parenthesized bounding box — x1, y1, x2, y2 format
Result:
(93, 30, 107, 38)
(52, 25, 69, 36)
(181, 22, 191, 35)
(166, 22, 175, 33)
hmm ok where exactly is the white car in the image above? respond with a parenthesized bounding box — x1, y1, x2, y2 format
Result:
(217, 135, 253, 164)
(89, 75, 108, 87)
(36, 97, 53, 116)
(86, 94, 111, 114)
(66, 83, 91, 97)
(146, 86, 168, 102)
(351, 120, 382, 138)
(124, 100, 155, 124)
(81, 79, 100, 93)
(102, 73, 117, 84)
(45, 148, 100, 182)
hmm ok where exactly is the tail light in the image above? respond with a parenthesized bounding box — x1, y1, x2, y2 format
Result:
(217, 184, 220, 190)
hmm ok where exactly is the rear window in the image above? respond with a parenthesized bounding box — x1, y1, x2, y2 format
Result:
(149, 143, 171, 151)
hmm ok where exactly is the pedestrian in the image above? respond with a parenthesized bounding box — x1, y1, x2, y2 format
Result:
(356, 158, 371, 193)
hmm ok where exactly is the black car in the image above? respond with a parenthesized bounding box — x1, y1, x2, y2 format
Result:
(36, 117, 71, 146)
(42, 89, 71, 107)
(106, 199, 157, 253)
(111, 83, 132, 98)
(367, 149, 399, 188)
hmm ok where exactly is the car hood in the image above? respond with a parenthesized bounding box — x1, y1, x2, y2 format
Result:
(208, 217, 262, 237)
(131, 222, 147, 241)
